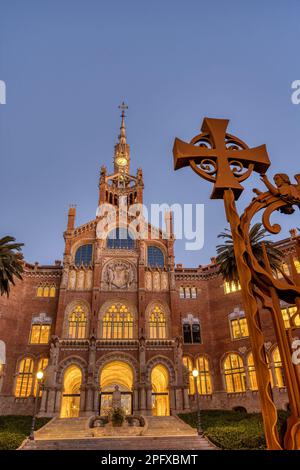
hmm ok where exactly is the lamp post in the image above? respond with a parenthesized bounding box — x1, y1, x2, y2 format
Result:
(192, 368, 203, 436)
(29, 370, 44, 440)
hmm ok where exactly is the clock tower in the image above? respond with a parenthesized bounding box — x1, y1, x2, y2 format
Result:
(98, 102, 144, 208)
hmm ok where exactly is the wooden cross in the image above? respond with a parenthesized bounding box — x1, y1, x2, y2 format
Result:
(173, 117, 270, 199)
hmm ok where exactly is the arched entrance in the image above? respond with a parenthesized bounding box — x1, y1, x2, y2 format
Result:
(99, 361, 133, 415)
(151, 364, 170, 416)
(60, 365, 82, 418)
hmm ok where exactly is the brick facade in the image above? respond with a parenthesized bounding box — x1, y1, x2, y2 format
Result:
(0, 114, 299, 417)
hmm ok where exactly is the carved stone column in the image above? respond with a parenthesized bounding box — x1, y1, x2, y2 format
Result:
(183, 388, 190, 411)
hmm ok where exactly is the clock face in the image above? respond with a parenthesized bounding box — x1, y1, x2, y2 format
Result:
(116, 156, 127, 167)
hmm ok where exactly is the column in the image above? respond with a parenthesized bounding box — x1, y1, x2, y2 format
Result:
(183, 388, 190, 411)
(175, 388, 183, 411)
(140, 386, 146, 412)
(169, 386, 176, 415)
(146, 387, 152, 415)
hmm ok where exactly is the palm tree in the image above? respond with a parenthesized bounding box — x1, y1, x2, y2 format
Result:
(0, 236, 24, 296)
(216, 223, 283, 283)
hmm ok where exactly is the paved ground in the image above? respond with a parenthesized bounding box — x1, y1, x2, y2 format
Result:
(20, 416, 217, 450)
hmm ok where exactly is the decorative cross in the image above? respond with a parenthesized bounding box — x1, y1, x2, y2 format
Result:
(118, 101, 128, 117)
(173, 117, 270, 199)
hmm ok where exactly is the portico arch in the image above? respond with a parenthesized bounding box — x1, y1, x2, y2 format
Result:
(60, 365, 82, 418)
(99, 359, 134, 415)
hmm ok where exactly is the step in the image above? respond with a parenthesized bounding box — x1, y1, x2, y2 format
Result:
(21, 436, 216, 451)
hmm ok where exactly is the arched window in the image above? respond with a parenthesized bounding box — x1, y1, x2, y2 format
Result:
(224, 353, 246, 393)
(68, 305, 87, 339)
(182, 356, 195, 394)
(195, 356, 212, 395)
(247, 353, 258, 391)
(75, 244, 93, 266)
(149, 306, 167, 339)
(107, 228, 135, 250)
(272, 347, 285, 388)
(147, 246, 164, 268)
(182, 315, 201, 344)
(37, 284, 56, 297)
(15, 358, 34, 397)
(101, 303, 133, 339)
(34, 357, 49, 396)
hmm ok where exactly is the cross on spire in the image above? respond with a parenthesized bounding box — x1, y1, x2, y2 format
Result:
(173, 117, 270, 199)
(118, 101, 128, 117)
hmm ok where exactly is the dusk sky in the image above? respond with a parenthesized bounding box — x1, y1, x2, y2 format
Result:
(1, 0, 300, 267)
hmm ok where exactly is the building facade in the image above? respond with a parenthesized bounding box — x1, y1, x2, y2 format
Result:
(0, 110, 300, 418)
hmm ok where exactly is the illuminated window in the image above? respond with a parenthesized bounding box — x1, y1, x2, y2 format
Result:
(36, 285, 56, 297)
(68, 305, 87, 339)
(179, 287, 185, 299)
(293, 257, 300, 274)
(107, 228, 135, 250)
(182, 318, 201, 344)
(277, 263, 290, 278)
(182, 356, 195, 394)
(191, 287, 197, 299)
(147, 246, 164, 268)
(247, 353, 258, 391)
(15, 358, 34, 397)
(230, 317, 249, 339)
(281, 306, 300, 329)
(195, 356, 212, 395)
(224, 353, 246, 393)
(272, 347, 285, 388)
(224, 281, 241, 294)
(30, 324, 51, 344)
(75, 244, 93, 266)
(149, 306, 166, 339)
(101, 303, 133, 339)
(34, 358, 49, 396)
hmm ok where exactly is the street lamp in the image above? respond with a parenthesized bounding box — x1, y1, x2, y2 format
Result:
(29, 370, 44, 440)
(192, 368, 203, 436)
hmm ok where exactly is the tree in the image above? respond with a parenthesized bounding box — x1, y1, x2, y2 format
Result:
(216, 223, 283, 283)
(0, 236, 24, 296)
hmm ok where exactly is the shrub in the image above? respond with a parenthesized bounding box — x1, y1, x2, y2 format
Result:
(0, 431, 25, 450)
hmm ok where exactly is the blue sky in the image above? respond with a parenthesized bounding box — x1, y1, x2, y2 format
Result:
(0, 0, 300, 266)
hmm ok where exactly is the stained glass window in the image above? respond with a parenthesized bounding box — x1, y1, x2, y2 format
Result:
(101, 303, 133, 339)
(147, 246, 164, 268)
(75, 244, 93, 266)
(149, 306, 166, 339)
(107, 228, 135, 250)
(68, 305, 87, 339)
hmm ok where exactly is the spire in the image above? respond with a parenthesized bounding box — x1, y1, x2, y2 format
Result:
(118, 101, 128, 144)
(114, 101, 130, 174)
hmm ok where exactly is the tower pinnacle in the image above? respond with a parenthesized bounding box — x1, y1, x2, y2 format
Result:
(114, 101, 130, 174)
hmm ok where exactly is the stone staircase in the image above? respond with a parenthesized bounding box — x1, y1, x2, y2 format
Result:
(33, 417, 93, 440)
(20, 415, 217, 450)
(143, 416, 198, 436)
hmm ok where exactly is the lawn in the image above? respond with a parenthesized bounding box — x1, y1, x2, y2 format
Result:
(0, 415, 51, 450)
(178, 409, 289, 450)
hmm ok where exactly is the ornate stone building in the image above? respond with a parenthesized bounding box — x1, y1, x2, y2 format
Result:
(0, 108, 300, 418)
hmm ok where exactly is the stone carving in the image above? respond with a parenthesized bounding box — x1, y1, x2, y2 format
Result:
(103, 260, 135, 290)
(112, 385, 122, 409)
(145, 271, 152, 291)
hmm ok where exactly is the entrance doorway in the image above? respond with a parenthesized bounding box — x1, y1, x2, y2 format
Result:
(99, 360, 133, 416)
(151, 364, 170, 416)
(60, 365, 82, 418)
